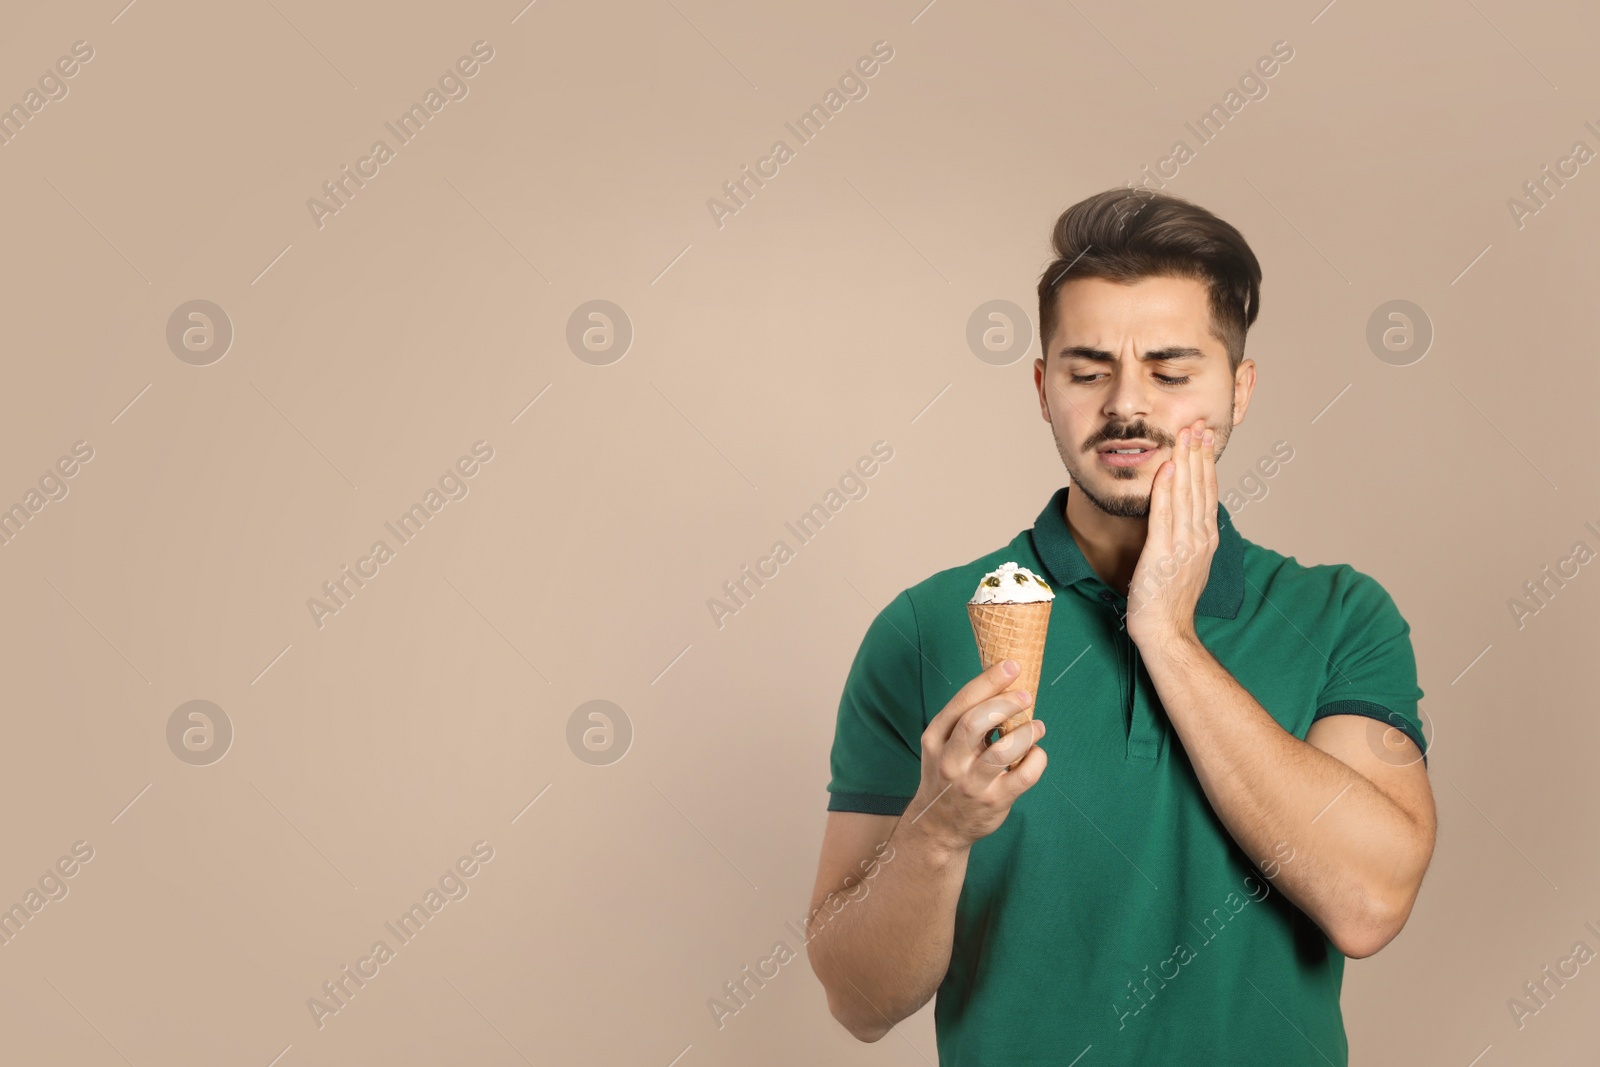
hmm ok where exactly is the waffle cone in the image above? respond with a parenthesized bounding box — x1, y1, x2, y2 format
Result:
(967, 600, 1051, 770)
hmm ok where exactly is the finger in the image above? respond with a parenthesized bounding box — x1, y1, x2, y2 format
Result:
(1148, 448, 1172, 546)
(979, 713, 1043, 771)
(996, 726, 1049, 796)
(1177, 422, 1190, 537)
(1133, 460, 1171, 626)
(1190, 420, 1207, 533)
(927, 658, 1022, 746)
(1201, 425, 1219, 542)
(1173, 423, 1190, 537)
(954, 690, 1033, 768)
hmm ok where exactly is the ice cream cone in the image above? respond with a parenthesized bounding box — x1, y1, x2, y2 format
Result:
(967, 599, 1051, 770)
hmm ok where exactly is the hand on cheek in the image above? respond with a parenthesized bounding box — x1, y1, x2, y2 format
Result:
(1126, 417, 1219, 649)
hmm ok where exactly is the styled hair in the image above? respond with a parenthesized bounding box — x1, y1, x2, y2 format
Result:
(1037, 188, 1262, 370)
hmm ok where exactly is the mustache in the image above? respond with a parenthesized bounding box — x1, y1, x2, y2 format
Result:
(1088, 427, 1172, 450)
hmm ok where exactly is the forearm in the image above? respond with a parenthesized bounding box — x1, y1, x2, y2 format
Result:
(806, 809, 968, 1041)
(1140, 632, 1428, 954)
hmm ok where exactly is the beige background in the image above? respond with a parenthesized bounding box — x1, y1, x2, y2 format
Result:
(0, 0, 1596, 1063)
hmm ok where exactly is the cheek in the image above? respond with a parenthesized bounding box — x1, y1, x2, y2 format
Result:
(1056, 413, 1091, 445)
(1177, 398, 1226, 433)
(1208, 415, 1235, 455)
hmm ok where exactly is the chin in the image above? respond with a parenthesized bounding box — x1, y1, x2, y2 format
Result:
(1101, 494, 1152, 519)
(1067, 468, 1153, 519)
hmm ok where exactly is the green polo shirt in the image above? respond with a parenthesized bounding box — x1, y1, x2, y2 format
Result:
(826, 484, 1427, 1066)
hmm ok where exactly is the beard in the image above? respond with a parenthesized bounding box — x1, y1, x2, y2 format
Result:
(1059, 449, 1159, 517)
(1050, 396, 1234, 519)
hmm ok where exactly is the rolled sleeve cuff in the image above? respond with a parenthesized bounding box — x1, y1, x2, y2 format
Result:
(1313, 699, 1429, 768)
(827, 791, 913, 815)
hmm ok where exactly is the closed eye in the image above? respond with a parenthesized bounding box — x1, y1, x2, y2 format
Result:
(1070, 373, 1190, 385)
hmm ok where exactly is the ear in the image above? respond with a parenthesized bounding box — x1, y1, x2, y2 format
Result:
(1232, 358, 1256, 427)
(1034, 357, 1051, 422)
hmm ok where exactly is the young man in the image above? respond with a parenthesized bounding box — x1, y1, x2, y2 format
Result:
(806, 188, 1435, 1065)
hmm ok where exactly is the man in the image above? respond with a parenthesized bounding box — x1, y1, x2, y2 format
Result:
(805, 188, 1435, 1065)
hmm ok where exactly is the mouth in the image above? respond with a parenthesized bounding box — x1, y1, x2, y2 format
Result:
(1095, 440, 1161, 468)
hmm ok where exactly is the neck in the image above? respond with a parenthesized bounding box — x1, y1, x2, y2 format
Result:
(1063, 486, 1147, 595)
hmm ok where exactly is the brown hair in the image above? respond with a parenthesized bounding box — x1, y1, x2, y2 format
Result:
(1037, 188, 1262, 370)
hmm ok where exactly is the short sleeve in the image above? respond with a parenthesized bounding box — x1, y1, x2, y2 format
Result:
(826, 589, 926, 814)
(1311, 568, 1429, 768)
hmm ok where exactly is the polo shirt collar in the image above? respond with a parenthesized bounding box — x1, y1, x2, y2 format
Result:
(1029, 484, 1244, 619)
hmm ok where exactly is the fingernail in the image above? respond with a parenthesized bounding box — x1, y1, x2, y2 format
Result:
(1001, 659, 1019, 676)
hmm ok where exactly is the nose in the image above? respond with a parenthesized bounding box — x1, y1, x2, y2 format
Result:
(1101, 360, 1155, 426)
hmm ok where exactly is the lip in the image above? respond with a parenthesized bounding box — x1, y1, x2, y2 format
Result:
(1096, 441, 1161, 468)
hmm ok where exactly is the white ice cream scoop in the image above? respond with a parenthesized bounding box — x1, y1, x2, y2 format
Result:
(969, 561, 1055, 605)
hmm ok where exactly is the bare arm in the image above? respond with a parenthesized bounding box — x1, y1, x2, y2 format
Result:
(1125, 421, 1436, 959)
(1140, 633, 1436, 957)
(806, 657, 1049, 1041)
(803, 808, 968, 1042)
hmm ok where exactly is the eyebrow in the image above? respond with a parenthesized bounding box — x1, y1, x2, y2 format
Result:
(1058, 346, 1206, 362)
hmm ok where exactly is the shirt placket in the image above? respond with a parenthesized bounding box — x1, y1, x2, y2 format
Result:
(1096, 585, 1160, 762)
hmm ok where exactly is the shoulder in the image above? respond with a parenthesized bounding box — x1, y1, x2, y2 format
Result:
(1236, 532, 1406, 619)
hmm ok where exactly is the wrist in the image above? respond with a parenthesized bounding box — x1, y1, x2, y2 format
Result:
(895, 795, 970, 863)
(1133, 623, 1201, 660)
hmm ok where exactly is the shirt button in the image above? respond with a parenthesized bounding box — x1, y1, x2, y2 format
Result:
(1098, 591, 1114, 601)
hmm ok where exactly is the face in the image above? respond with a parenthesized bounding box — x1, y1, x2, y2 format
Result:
(1033, 274, 1254, 519)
